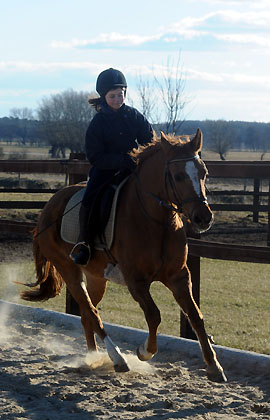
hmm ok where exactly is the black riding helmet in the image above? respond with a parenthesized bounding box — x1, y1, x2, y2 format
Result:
(96, 68, 127, 97)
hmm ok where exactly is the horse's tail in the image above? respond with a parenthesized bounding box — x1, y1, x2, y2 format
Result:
(20, 228, 65, 302)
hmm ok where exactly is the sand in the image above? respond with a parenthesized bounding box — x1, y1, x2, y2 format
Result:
(0, 238, 270, 419)
(0, 299, 269, 420)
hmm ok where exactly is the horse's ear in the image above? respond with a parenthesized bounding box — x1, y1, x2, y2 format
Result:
(192, 128, 203, 153)
(160, 131, 171, 153)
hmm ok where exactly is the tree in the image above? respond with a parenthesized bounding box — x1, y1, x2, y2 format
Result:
(135, 54, 189, 132)
(260, 123, 270, 160)
(245, 125, 259, 151)
(37, 89, 96, 158)
(0, 117, 17, 143)
(10, 107, 34, 120)
(154, 54, 188, 134)
(9, 107, 35, 145)
(136, 75, 160, 124)
(205, 120, 232, 160)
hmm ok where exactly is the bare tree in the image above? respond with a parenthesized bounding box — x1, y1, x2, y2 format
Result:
(206, 120, 232, 160)
(9, 107, 35, 145)
(37, 89, 96, 158)
(154, 54, 188, 134)
(10, 107, 34, 120)
(136, 75, 160, 124)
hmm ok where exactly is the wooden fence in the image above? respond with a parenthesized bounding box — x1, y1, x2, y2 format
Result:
(1, 158, 270, 339)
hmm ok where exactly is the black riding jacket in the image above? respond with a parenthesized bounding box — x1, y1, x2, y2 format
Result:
(85, 103, 153, 171)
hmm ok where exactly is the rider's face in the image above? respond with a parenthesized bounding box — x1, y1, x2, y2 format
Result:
(105, 88, 125, 111)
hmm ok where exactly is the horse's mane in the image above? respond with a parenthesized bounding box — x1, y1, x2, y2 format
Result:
(131, 132, 191, 165)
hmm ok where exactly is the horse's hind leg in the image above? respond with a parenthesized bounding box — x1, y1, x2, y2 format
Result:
(127, 278, 161, 361)
(165, 267, 227, 382)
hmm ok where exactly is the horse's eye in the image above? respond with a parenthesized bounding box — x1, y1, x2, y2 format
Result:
(174, 172, 185, 182)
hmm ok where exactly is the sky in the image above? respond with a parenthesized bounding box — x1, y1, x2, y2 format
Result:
(1, 0, 270, 122)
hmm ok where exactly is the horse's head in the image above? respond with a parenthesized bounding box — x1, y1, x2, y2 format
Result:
(160, 128, 213, 233)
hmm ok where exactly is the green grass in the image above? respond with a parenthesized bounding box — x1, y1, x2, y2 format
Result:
(0, 258, 269, 355)
(200, 259, 270, 355)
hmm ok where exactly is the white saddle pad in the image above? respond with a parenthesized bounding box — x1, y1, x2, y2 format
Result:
(60, 177, 128, 251)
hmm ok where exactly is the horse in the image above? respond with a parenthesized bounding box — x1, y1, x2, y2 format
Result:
(21, 129, 227, 382)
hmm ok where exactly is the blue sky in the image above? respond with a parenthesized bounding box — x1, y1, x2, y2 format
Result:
(1, 0, 270, 122)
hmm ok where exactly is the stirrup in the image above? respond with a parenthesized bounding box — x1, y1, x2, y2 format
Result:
(69, 242, 91, 266)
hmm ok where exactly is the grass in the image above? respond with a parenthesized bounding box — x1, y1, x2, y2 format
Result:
(0, 258, 269, 355)
(0, 143, 50, 159)
(0, 192, 52, 223)
(202, 149, 270, 161)
(200, 259, 270, 355)
(0, 187, 65, 223)
(0, 142, 269, 161)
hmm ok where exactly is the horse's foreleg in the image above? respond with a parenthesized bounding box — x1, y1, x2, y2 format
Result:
(83, 274, 108, 351)
(128, 279, 161, 361)
(67, 279, 129, 371)
(83, 273, 129, 372)
(63, 274, 106, 350)
(61, 267, 129, 372)
(165, 267, 227, 382)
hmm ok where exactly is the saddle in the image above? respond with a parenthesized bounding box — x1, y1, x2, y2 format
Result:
(61, 175, 129, 251)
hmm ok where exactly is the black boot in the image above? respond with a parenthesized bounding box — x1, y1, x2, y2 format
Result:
(72, 242, 91, 265)
(70, 204, 91, 265)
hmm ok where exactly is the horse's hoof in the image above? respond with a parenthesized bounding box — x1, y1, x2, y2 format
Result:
(114, 362, 130, 373)
(136, 346, 153, 361)
(207, 367, 227, 383)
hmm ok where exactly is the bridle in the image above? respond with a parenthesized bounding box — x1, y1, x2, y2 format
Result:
(145, 154, 208, 218)
(134, 153, 209, 281)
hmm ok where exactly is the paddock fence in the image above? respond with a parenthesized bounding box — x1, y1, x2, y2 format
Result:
(1, 158, 270, 339)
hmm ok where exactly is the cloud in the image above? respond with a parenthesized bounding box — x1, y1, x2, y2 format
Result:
(50, 8, 270, 55)
(187, 68, 270, 89)
(0, 88, 32, 97)
(189, 0, 270, 8)
(193, 86, 270, 122)
(2, 58, 269, 91)
(215, 10, 270, 27)
(0, 61, 101, 73)
(51, 33, 161, 49)
(217, 33, 270, 48)
(169, 10, 270, 31)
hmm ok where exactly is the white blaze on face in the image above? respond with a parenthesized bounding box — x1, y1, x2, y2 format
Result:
(185, 160, 201, 197)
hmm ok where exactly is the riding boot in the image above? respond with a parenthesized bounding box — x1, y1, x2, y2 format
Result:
(70, 204, 92, 265)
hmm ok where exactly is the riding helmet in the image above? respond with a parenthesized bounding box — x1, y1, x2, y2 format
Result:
(96, 68, 127, 97)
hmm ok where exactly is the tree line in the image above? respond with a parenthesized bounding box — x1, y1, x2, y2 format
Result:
(0, 105, 269, 160)
(0, 53, 269, 161)
(168, 119, 270, 160)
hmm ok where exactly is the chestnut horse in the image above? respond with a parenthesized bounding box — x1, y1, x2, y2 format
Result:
(21, 129, 227, 382)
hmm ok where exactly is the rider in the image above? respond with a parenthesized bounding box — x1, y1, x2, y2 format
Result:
(70, 68, 153, 265)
